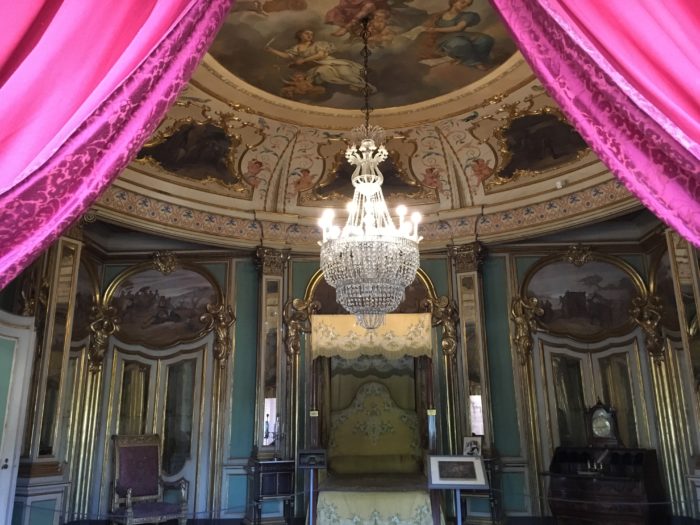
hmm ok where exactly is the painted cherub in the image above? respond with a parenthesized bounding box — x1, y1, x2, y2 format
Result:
(470, 158, 493, 185)
(280, 72, 326, 100)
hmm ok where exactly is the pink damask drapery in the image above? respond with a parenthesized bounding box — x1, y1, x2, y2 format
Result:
(0, 0, 233, 289)
(491, 0, 700, 246)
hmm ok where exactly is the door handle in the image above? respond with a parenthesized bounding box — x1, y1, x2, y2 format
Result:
(1, 459, 8, 470)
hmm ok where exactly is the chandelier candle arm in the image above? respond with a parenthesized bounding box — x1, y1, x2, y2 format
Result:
(317, 16, 422, 330)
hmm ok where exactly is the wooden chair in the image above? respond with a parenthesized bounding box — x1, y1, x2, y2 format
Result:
(110, 434, 188, 525)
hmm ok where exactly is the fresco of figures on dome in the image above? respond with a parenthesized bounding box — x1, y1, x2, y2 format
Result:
(209, 0, 517, 109)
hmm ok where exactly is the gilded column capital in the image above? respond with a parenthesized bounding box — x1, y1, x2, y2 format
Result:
(255, 247, 290, 276)
(88, 305, 120, 372)
(423, 296, 459, 356)
(448, 242, 487, 273)
(152, 250, 178, 275)
(511, 295, 543, 365)
(200, 303, 236, 368)
(283, 298, 320, 358)
(631, 295, 664, 363)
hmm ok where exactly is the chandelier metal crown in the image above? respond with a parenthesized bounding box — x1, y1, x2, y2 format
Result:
(318, 17, 422, 330)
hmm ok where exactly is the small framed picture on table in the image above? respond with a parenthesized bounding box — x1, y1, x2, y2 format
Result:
(463, 436, 482, 457)
(428, 455, 489, 490)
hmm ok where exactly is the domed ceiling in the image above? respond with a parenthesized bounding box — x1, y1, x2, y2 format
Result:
(95, 0, 640, 251)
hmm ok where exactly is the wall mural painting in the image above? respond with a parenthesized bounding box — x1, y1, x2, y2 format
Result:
(526, 261, 640, 340)
(210, 0, 516, 109)
(107, 268, 219, 348)
(137, 122, 251, 190)
(493, 113, 589, 184)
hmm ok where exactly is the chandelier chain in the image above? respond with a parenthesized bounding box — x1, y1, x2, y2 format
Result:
(360, 17, 372, 130)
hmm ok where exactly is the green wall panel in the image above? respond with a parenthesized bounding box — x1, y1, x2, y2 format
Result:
(291, 260, 319, 300)
(0, 337, 15, 444)
(501, 471, 529, 513)
(103, 264, 128, 291)
(28, 499, 57, 525)
(483, 256, 521, 458)
(203, 262, 227, 290)
(421, 258, 449, 297)
(230, 259, 259, 457)
(621, 254, 646, 279)
(515, 256, 540, 288)
(227, 474, 248, 515)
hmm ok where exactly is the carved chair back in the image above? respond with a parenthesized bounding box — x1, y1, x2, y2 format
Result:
(112, 434, 163, 507)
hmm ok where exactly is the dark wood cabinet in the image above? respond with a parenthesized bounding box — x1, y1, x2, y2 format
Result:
(247, 458, 295, 524)
(547, 447, 667, 525)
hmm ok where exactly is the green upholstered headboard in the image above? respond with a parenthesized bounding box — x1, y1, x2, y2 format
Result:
(328, 382, 422, 474)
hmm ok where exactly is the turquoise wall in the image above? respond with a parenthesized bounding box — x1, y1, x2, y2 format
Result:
(0, 337, 15, 445)
(421, 258, 449, 296)
(230, 259, 259, 458)
(483, 256, 521, 458)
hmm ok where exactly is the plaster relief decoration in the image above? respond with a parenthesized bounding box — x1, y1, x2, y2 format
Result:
(104, 264, 222, 348)
(523, 252, 645, 341)
(209, 0, 516, 109)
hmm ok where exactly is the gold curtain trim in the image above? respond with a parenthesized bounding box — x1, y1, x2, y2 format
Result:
(311, 313, 432, 359)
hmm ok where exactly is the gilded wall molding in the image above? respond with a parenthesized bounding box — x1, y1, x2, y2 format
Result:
(423, 296, 459, 356)
(448, 242, 487, 273)
(255, 247, 290, 276)
(564, 244, 594, 267)
(511, 296, 544, 365)
(631, 295, 665, 363)
(152, 250, 178, 275)
(88, 305, 120, 372)
(283, 298, 320, 358)
(200, 303, 236, 368)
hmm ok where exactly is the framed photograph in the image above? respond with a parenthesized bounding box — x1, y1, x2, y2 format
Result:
(428, 455, 488, 490)
(463, 436, 482, 457)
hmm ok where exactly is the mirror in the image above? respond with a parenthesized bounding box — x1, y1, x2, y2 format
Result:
(259, 277, 281, 450)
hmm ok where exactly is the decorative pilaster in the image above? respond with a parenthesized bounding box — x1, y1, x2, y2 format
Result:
(200, 303, 235, 368)
(510, 296, 543, 365)
(448, 242, 487, 273)
(255, 247, 290, 276)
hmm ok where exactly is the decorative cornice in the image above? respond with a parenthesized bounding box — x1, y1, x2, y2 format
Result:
(255, 247, 290, 276)
(88, 305, 120, 372)
(152, 250, 178, 275)
(283, 298, 320, 358)
(511, 296, 544, 365)
(422, 296, 459, 356)
(631, 295, 664, 363)
(200, 303, 235, 367)
(448, 242, 487, 273)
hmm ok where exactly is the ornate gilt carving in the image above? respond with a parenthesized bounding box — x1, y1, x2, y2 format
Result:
(152, 251, 178, 275)
(423, 296, 459, 356)
(631, 295, 664, 363)
(88, 305, 120, 372)
(255, 247, 290, 276)
(564, 244, 593, 267)
(283, 298, 320, 358)
(511, 296, 544, 365)
(200, 304, 235, 367)
(448, 242, 487, 273)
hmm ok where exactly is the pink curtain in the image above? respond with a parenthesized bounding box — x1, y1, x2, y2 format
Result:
(491, 0, 700, 246)
(0, 0, 233, 289)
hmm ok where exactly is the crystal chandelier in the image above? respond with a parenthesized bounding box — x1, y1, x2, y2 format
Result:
(318, 18, 422, 330)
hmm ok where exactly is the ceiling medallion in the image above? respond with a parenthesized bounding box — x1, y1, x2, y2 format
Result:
(318, 17, 422, 330)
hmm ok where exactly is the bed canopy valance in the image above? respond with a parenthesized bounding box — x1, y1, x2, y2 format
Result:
(310, 313, 433, 359)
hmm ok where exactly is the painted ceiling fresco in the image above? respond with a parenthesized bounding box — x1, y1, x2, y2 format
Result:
(208, 0, 517, 109)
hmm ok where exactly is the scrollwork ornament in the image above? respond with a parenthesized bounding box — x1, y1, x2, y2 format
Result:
(631, 295, 664, 363)
(88, 305, 120, 372)
(152, 251, 178, 275)
(564, 244, 593, 267)
(200, 304, 235, 367)
(422, 296, 459, 356)
(283, 298, 320, 358)
(448, 242, 487, 273)
(511, 296, 544, 365)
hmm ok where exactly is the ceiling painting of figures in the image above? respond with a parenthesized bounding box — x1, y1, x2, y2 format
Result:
(208, 0, 517, 110)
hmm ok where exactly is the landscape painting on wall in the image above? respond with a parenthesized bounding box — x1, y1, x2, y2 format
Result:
(526, 261, 641, 340)
(208, 0, 516, 109)
(108, 268, 219, 348)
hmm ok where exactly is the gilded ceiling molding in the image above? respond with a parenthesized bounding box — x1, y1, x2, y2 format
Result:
(88, 305, 120, 372)
(448, 242, 487, 273)
(564, 244, 594, 266)
(422, 296, 459, 357)
(631, 295, 665, 363)
(255, 246, 290, 276)
(200, 303, 235, 368)
(152, 250, 178, 275)
(511, 296, 544, 365)
(283, 298, 320, 358)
